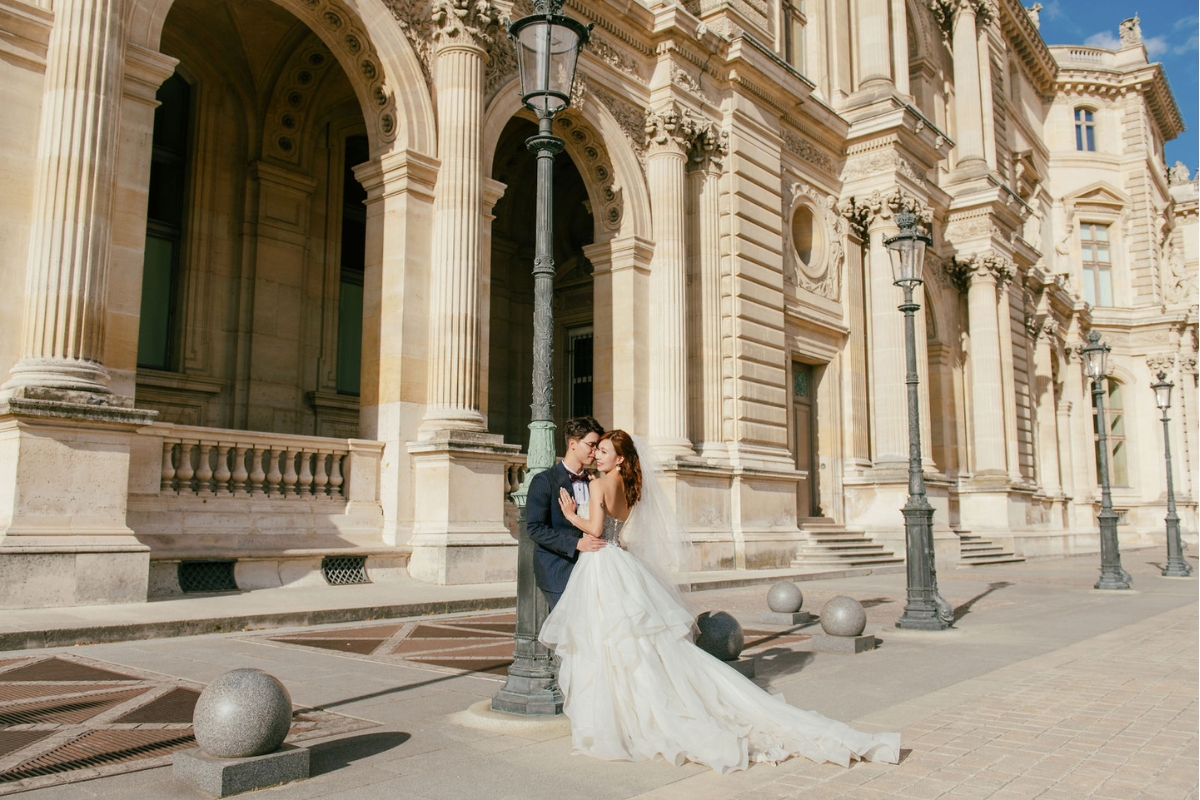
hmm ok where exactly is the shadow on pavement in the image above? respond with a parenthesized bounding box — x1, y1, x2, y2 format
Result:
(314, 671, 477, 712)
(859, 597, 895, 608)
(309, 731, 412, 775)
(953, 581, 1013, 623)
(753, 649, 815, 684)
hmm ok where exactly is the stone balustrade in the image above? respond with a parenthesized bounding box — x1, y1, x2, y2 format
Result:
(1052, 46, 1112, 66)
(503, 455, 528, 498)
(158, 431, 347, 500)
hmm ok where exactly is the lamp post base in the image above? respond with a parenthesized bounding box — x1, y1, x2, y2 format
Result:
(1162, 516, 1193, 578)
(1094, 511, 1131, 590)
(895, 503, 952, 631)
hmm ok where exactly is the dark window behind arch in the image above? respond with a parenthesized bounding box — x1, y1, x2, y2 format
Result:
(137, 72, 191, 370)
(336, 135, 369, 396)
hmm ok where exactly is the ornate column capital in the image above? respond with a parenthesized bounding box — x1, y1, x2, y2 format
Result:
(837, 187, 931, 241)
(644, 103, 692, 157)
(685, 119, 728, 172)
(431, 0, 502, 52)
(946, 252, 1015, 293)
(930, 0, 994, 39)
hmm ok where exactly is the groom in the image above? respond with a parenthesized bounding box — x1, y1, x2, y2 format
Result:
(526, 416, 606, 611)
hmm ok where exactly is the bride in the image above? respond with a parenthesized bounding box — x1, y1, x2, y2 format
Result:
(538, 429, 900, 775)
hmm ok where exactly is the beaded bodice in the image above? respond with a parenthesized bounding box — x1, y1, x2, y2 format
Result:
(602, 515, 624, 545)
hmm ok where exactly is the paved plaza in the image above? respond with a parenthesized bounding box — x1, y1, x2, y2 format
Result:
(3, 550, 1196, 799)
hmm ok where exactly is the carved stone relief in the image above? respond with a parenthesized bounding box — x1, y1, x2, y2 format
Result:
(784, 179, 844, 301)
(842, 148, 927, 188)
(781, 129, 835, 175)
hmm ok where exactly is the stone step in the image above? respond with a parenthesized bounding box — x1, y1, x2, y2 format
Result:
(961, 554, 1027, 566)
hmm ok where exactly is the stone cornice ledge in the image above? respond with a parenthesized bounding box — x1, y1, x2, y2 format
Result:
(0, 0, 53, 71)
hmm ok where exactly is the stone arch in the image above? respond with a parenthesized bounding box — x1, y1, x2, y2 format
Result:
(482, 78, 651, 243)
(261, 36, 351, 166)
(126, 0, 434, 155)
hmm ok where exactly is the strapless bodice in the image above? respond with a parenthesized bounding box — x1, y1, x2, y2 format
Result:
(602, 515, 624, 545)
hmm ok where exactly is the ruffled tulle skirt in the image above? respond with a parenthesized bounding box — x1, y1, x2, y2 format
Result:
(539, 545, 900, 774)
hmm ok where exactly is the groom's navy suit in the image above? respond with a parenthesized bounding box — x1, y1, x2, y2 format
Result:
(526, 462, 585, 609)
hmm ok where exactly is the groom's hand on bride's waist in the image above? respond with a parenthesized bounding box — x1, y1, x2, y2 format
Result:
(576, 534, 605, 553)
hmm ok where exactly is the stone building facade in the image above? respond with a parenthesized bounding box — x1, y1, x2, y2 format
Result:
(0, 0, 1194, 608)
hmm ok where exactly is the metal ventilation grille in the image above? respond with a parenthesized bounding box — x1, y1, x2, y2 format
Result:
(0, 729, 196, 783)
(178, 561, 238, 593)
(322, 556, 369, 586)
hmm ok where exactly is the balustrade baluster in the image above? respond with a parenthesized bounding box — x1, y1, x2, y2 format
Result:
(281, 448, 299, 496)
(249, 447, 267, 496)
(176, 442, 196, 495)
(297, 450, 314, 498)
(313, 451, 329, 498)
(329, 453, 345, 498)
(161, 441, 177, 493)
(231, 445, 249, 495)
(213, 444, 232, 494)
(265, 448, 283, 496)
(195, 443, 214, 495)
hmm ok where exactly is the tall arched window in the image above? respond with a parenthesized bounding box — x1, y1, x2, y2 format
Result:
(336, 135, 369, 396)
(137, 72, 191, 370)
(1093, 377, 1128, 487)
(1074, 107, 1096, 152)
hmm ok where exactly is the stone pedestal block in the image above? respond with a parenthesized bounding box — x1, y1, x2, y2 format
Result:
(724, 657, 755, 678)
(0, 394, 155, 607)
(810, 633, 877, 654)
(760, 611, 814, 626)
(407, 430, 520, 584)
(173, 744, 309, 797)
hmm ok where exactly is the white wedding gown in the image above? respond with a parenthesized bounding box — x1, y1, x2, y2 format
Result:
(539, 513, 900, 775)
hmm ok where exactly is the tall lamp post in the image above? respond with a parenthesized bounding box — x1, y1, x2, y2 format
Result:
(1082, 331, 1130, 590)
(1151, 372, 1192, 578)
(887, 212, 952, 631)
(492, 1, 590, 716)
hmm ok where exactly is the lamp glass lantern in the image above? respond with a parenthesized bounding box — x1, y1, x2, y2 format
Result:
(1152, 372, 1173, 410)
(884, 211, 932, 288)
(1081, 331, 1110, 381)
(510, 8, 590, 119)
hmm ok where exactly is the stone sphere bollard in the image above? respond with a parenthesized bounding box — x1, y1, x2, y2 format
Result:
(193, 669, 293, 758)
(695, 611, 745, 661)
(767, 581, 804, 613)
(820, 596, 867, 637)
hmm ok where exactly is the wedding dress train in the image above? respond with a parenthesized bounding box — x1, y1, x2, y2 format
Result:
(539, 514, 900, 775)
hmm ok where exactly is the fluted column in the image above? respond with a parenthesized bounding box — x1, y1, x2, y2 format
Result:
(3, 0, 129, 397)
(866, 215, 909, 464)
(1032, 319, 1063, 496)
(996, 279, 1021, 481)
(646, 104, 693, 457)
(856, 0, 893, 87)
(965, 259, 1009, 476)
(951, 0, 987, 169)
(687, 124, 727, 455)
(420, 2, 498, 434)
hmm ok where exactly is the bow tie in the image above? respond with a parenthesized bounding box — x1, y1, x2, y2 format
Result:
(568, 472, 589, 484)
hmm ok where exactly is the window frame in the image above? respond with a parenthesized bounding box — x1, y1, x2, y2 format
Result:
(1092, 377, 1129, 488)
(1078, 221, 1114, 308)
(781, 0, 806, 74)
(1074, 107, 1097, 152)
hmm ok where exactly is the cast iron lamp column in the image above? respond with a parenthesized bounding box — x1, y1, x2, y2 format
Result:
(492, 1, 591, 716)
(1151, 372, 1192, 578)
(1082, 331, 1130, 590)
(887, 212, 952, 631)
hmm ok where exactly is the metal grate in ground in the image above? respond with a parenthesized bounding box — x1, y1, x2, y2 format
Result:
(263, 613, 812, 681)
(322, 555, 370, 585)
(0, 654, 377, 795)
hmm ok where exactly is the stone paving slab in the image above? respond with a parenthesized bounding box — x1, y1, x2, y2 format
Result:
(7, 551, 1198, 799)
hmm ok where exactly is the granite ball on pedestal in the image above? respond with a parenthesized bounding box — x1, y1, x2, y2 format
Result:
(820, 596, 867, 637)
(767, 582, 804, 613)
(193, 669, 293, 758)
(695, 611, 745, 661)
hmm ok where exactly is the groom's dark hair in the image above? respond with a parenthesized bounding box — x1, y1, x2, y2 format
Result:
(563, 416, 604, 446)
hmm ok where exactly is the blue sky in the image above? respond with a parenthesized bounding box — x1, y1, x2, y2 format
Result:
(1036, 1, 1198, 173)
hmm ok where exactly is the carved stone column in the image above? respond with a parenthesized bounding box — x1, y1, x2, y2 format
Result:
(964, 257, 1009, 477)
(1031, 319, 1063, 498)
(951, 0, 987, 170)
(419, 1, 498, 434)
(996, 277, 1021, 482)
(645, 104, 694, 458)
(856, 0, 893, 87)
(687, 122, 727, 457)
(3, 0, 130, 398)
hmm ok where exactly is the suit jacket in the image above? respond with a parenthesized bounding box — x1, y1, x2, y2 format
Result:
(526, 462, 586, 595)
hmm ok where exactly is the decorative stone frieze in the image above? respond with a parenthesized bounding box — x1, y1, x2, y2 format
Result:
(590, 82, 646, 165)
(781, 129, 836, 174)
(842, 148, 927, 188)
(930, 0, 994, 41)
(1146, 353, 1177, 374)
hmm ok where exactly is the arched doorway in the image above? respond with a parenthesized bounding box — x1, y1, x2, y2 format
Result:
(487, 116, 595, 448)
(136, 0, 370, 437)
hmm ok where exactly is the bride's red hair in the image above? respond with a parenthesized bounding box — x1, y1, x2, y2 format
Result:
(601, 430, 642, 507)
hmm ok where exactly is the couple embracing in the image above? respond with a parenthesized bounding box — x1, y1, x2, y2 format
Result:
(524, 416, 900, 775)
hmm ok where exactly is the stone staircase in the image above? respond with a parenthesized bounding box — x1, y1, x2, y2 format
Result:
(791, 519, 904, 568)
(957, 531, 1025, 566)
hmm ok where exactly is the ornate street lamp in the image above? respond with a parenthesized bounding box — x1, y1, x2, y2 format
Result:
(1151, 371, 1192, 578)
(886, 212, 952, 631)
(1082, 331, 1130, 590)
(492, 1, 590, 717)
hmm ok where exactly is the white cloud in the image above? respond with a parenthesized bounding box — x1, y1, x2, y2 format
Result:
(1144, 35, 1171, 58)
(1084, 31, 1121, 50)
(1042, 0, 1065, 21)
